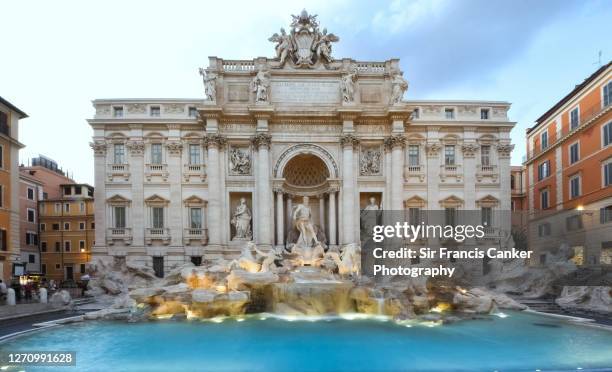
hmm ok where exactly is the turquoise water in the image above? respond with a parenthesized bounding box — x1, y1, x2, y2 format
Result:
(2, 311, 612, 371)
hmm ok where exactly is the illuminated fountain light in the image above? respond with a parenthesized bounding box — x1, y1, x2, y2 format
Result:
(430, 302, 452, 313)
(154, 314, 174, 320)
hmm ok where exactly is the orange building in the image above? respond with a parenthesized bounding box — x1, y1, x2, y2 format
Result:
(0, 97, 26, 283)
(525, 62, 612, 266)
(39, 184, 94, 282)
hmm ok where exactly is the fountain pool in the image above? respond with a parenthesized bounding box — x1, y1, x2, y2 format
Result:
(2, 311, 611, 371)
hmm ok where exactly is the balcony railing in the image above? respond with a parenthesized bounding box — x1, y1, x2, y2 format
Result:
(145, 163, 169, 181)
(183, 228, 209, 245)
(183, 163, 207, 181)
(476, 164, 498, 182)
(107, 163, 130, 181)
(525, 101, 611, 162)
(106, 227, 132, 245)
(403, 164, 425, 182)
(145, 227, 170, 245)
(440, 164, 462, 182)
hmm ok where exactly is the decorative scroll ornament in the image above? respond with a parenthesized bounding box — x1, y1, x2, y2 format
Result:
(251, 133, 272, 149)
(90, 141, 107, 155)
(204, 134, 227, 148)
(165, 141, 183, 155)
(229, 147, 251, 175)
(425, 142, 441, 157)
(340, 134, 360, 148)
(384, 135, 406, 150)
(461, 143, 479, 158)
(360, 147, 382, 176)
(198, 68, 217, 101)
(497, 143, 514, 158)
(268, 9, 339, 68)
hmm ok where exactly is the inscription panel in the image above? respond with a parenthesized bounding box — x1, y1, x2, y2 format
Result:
(360, 84, 382, 103)
(228, 84, 250, 102)
(271, 80, 340, 104)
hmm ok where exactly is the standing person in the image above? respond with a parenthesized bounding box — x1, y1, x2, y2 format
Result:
(0, 280, 6, 303)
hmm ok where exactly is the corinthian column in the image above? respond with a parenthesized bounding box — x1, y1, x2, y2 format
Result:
(165, 140, 183, 246)
(340, 134, 359, 244)
(275, 188, 284, 247)
(205, 134, 225, 247)
(252, 133, 273, 247)
(385, 135, 406, 210)
(127, 139, 145, 247)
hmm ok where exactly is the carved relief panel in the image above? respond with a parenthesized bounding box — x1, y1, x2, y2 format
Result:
(360, 144, 383, 176)
(228, 145, 252, 176)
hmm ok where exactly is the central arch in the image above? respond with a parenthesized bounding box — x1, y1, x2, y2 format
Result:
(274, 143, 338, 179)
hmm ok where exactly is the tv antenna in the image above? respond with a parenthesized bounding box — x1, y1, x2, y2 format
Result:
(593, 50, 602, 67)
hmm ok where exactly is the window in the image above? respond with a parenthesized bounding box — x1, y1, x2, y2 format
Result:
(27, 208, 35, 223)
(42, 264, 46, 274)
(480, 145, 491, 166)
(444, 108, 455, 119)
(152, 207, 164, 228)
(511, 175, 516, 189)
(55, 242, 60, 252)
(538, 223, 551, 237)
(25, 232, 37, 245)
(79, 222, 85, 230)
(27, 187, 35, 200)
(64, 222, 70, 230)
(151, 144, 163, 164)
(54, 203, 60, 213)
(91, 222, 95, 229)
(28, 254, 35, 264)
(566, 214, 583, 231)
(0, 185, 3, 208)
(538, 160, 550, 181)
(55, 263, 60, 270)
(600, 205, 612, 224)
(541, 131, 548, 150)
(114, 206, 126, 228)
(481, 207, 492, 226)
(444, 208, 456, 226)
(113, 106, 123, 117)
(412, 108, 420, 119)
(80, 263, 86, 274)
(43, 192, 48, 200)
(188, 106, 197, 117)
(190, 208, 202, 229)
(64, 186, 72, 195)
(604, 160, 612, 187)
(79, 240, 85, 249)
(0, 146, 3, 168)
(604, 80, 612, 107)
(64, 241, 71, 252)
(52, 223, 59, 231)
(408, 207, 421, 225)
(75, 185, 82, 195)
(604, 122, 612, 147)
(41, 242, 47, 252)
(444, 145, 455, 165)
(80, 202, 85, 212)
(569, 175, 581, 199)
(64, 203, 70, 213)
(0, 229, 5, 251)
(480, 108, 489, 120)
(189, 144, 201, 165)
(190, 256, 202, 266)
(40, 223, 46, 231)
(114, 144, 125, 164)
(570, 107, 579, 130)
(569, 142, 579, 164)
(408, 145, 419, 166)
(150, 106, 161, 117)
(540, 189, 549, 209)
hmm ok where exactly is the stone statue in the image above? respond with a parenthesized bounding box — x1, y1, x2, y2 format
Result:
(292, 196, 319, 248)
(314, 28, 339, 64)
(360, 148, 381, 175)
(364, 197, 380, 211)
(268, 28, 293, 67)
(268, 10, 339, 68)
(251, 69, 271, 102)
(231, 198, 252, 240)
(325, 243, 361, 276)
(198, 68, 216, 101)
(390, 72, 408, 104)
(341, 69, 357, 103)
(361, 197, 381, 239)
(229, 241, 260, 273)
(229, 148, 251, 175)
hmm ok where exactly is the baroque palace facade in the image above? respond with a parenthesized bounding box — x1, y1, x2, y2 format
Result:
(89, 11, 515, 274)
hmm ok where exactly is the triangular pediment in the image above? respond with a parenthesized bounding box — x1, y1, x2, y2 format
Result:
(476, 194, 499, 207)
(439, 195, 464, 207)
(106, 194, 131, 204)
(183, 195, 206, 206)
(145, 194, 169, 205)
(404, 195, 426, 207)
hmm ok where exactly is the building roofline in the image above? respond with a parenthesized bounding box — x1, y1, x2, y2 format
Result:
(527, 61, 611, 134)
(0, 96, 28, 118)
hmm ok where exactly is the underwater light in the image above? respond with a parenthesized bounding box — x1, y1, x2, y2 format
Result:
(1, 366, 8, 370)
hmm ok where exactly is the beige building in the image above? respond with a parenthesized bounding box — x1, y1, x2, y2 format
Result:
(18, 170, 43, 274)
(89, 11, 515, 277)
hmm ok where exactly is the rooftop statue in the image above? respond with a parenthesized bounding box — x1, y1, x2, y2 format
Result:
(268, 9, 339, 68)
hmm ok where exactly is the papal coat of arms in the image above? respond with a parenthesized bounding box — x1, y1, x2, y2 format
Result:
(268, 9, 339, 68)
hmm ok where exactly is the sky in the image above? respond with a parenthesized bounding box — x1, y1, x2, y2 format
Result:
(1, 0, 610, 184)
